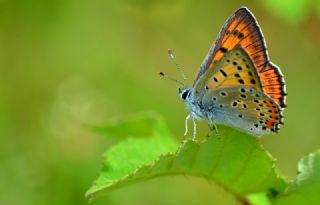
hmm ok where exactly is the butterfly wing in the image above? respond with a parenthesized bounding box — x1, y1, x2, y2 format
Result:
(192, 47, 284, 135)
(193, 47, 262, 97)
(201, 86, 283, 136)
(193, 7, 286, 108)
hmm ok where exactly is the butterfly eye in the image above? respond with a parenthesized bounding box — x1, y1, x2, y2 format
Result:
(182, 90, 189, 100)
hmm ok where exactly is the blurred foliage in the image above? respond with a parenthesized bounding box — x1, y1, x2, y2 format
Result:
(1, 0, 320, 205)
(262, 0, 316, 23)
(92, 112, 163, 139)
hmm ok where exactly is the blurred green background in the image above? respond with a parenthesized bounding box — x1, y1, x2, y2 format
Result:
(1, 0, 320, 204)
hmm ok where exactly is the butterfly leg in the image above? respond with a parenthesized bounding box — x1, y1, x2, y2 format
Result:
(213, 123, 220, 139)
(184, 114, 191, 137)
(208, 122, 220, 139)
(184, 114, 197, 140)
(192, 116, 197, 141)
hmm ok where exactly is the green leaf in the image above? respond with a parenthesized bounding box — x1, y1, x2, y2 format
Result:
(273, 150, 320, 205)
(86, 113, 177, 200)
(86, 114, 287, 203)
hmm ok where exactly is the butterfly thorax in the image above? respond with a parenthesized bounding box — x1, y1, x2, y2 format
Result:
(179, 87, 206, 120)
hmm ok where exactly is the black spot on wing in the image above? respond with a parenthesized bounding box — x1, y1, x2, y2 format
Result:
(219, 47, 228, 53)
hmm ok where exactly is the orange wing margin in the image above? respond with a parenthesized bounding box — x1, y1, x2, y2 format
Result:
(259, 63, 287, 108)
(195, 7, 287, 109)
(195, 7, 268, 82)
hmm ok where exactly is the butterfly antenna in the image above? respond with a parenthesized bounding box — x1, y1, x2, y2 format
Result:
(168, 49, 188, 85)
(159, 72, 185, 87)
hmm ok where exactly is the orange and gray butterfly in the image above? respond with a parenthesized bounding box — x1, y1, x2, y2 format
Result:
(194, 7, 286, 109)
(194, 47, 283, 135)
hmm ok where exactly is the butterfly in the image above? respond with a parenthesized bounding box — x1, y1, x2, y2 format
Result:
(169, 7, 286, 139)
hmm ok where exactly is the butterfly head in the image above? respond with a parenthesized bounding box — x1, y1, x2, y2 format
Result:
(179, 87, 192, 101)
